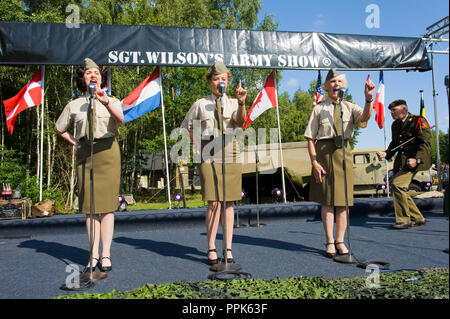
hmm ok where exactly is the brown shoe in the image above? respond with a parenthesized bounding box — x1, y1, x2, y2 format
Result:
(391, 222, 413, 229)
(413, 219, 427, 227)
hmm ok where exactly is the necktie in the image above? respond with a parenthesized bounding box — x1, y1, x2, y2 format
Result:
(333, 101, 342, 138)
(215, 97, 223, 134)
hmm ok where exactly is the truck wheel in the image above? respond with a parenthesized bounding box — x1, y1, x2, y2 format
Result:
(408, 182, 422, 192)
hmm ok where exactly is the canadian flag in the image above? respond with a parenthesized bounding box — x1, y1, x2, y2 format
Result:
(372, 70, 384, 129)
(3, 67, 44, 135)
(243, 71, 277, 129)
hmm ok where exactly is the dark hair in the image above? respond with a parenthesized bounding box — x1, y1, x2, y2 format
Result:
(75, 66, 107, 93)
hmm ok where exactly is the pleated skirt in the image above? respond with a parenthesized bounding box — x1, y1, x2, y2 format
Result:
(309, 139, 354, 206)
(76, 137, 121, 214)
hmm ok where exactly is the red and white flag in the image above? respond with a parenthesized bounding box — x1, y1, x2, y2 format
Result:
(3, 66, 44, 135)
(243, 71, 277, 129)
(372, 71, 384, 129)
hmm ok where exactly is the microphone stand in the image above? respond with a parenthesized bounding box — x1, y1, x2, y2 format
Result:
(250, 145, 266, 227)
(210, 85, 241, 273)
(79, 86, 107, 286)
(333, 95, 357, 264)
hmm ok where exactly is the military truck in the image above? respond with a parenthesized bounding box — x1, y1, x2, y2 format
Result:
(352, 149, 434, 197)
(239, 143, 433, 202)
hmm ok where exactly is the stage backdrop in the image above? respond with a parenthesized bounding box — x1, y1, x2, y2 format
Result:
(0, 21, 430, 71)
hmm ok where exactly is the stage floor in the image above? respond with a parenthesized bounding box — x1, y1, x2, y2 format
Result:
(0, 199, 447, 298)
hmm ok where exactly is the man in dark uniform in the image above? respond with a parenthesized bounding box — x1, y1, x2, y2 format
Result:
(377, 99, 432, 229)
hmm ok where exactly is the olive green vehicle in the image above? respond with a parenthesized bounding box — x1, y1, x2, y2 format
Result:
(239, 143, 434, 202)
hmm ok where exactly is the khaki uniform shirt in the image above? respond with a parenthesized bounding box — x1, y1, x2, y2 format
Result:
(55, 93, 123, 140)
(181, 94, 241, 137)
(304, 98, 366, 141)
(182, 94, 242, 163)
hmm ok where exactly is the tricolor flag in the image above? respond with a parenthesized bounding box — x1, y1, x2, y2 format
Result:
(313, 71, 325, 106)
(122, 67, 162, 124)
(419, 90, 426, 118)
(372, 71, 385, 129)
(102, 67, 111, 95)
(3, 66, 43, 135)
(243, 71, 277, 129)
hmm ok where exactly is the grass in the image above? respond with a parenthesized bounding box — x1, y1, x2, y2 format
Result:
(57, 268, 448, 299)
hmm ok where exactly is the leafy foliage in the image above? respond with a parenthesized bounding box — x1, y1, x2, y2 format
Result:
(57, 268, 449, 299)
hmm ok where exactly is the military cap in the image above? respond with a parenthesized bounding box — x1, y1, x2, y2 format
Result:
(325, 68, 342, 82)
(84, 58, 100, 70)
(207, 61, 230, 77)
(388, 99, 407, 109)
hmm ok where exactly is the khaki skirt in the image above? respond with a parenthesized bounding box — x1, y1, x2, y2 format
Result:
(309, 139, 354, 206)
(76, 137, 121, 214)
(200, 162, 242, 202)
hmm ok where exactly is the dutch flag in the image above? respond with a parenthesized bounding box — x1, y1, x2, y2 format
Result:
(122, 67, 162, 124)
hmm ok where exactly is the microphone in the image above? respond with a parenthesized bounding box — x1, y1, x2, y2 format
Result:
(338, 88, 346, 102)
(218, 82, 226, 96)
(88, 82, 96, 97)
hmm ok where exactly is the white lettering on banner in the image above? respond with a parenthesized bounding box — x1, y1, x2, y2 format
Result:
(277, 55, 322, 68)
(107, 51, 325, 68)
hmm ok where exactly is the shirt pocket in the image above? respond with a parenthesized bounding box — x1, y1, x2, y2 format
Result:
(74, 112, 87, 137)
(319, 116, 333, 138)
(200, 111, 216, 137)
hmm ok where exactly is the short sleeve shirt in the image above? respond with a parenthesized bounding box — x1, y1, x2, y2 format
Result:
(304, 98, 365, 141)
(55, 93, 123, 139)
(181, 94, 241, 137)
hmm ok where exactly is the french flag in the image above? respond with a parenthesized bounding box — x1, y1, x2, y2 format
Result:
(122, 67, 162, 123)
(372, 70, 385, 129)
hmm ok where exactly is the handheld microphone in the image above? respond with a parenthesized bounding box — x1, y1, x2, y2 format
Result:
(218, 82, 226, 96)
(88, 82, 96, 97)
(338, 88, 346, 102)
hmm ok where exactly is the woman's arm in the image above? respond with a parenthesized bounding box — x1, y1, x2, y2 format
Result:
(307, 138, 326, 184)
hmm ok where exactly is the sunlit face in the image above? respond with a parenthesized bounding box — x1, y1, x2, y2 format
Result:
(324, 76, 345, 101)
(389, 105, 408, 120)
(83, 67, 102, 91)
(208, 73, 229, 97)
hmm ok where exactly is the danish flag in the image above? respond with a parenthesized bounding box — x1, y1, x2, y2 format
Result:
(3, 67, 43, 135)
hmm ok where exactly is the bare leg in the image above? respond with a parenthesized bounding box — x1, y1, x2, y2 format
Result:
(206, 201, 221, 260)
(221, 202, 235, 259)
(335, 206, 349, 254)
(85, 214, 101, 266)
(321, 205, 336, 254)
(99, 212, 114, 267)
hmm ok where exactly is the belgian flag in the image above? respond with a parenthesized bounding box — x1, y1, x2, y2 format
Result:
(419, 90, 426, 118)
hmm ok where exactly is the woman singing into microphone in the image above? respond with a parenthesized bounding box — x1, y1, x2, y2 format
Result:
(304, 69, 374, 259)
(181, 61, 247, 266)
(55, 58, 123, 273)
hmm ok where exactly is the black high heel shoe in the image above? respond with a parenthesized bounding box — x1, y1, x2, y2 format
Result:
(99, 256, 112, 272)
(334, 242, 349, 256)
(324, 243, 336, 258)
(223, 248, 235, 264)
(83, 257, 99, 273)
(207, 249, 218, 266)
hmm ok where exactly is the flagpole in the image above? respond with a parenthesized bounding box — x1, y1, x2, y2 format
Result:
(383, 124, 390, 197)
(273, 72, 287, 203)
(39, 66, 45, 202)
(159, 67, 172, 209)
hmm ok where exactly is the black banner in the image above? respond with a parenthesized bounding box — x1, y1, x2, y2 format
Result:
(0, 21, 431, 71)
